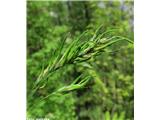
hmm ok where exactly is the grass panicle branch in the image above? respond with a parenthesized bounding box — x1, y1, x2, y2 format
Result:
(31, 26, 133, 99)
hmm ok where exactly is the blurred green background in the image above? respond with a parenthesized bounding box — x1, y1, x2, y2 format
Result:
(27, 1, 134, 120)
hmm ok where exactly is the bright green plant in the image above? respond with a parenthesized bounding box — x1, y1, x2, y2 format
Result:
(29, 26, 133, 100)
(27, 1, 134, 120)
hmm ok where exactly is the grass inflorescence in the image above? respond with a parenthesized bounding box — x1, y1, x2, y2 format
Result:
(31, 26, 133, 100)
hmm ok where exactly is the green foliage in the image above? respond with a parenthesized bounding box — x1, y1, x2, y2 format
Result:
(105, 111, 125, 120)
(27, 1, 134, 120)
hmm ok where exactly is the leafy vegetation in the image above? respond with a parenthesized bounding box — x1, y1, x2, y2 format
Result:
(27, 1, 134, 120)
